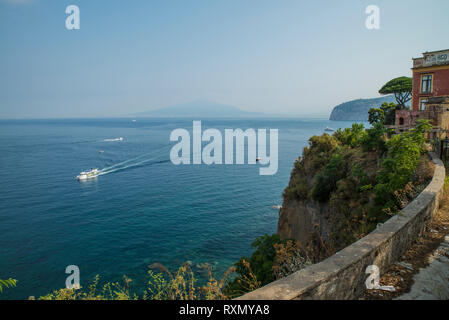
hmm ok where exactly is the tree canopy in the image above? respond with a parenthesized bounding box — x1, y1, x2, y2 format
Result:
(368, 102, 398, 126)
(379, 77, 412, 107)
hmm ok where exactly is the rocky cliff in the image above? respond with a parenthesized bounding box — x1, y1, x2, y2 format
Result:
(277, 128, 434, 262)
(277, 137, 380, 260)
(277, 199, 344, 260)
(329, 95, 396, 121)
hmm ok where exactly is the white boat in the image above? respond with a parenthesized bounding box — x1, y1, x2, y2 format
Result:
(103, 137, 124, 142)
(325, 127, 335, 132)
(77, 168, 100, 180)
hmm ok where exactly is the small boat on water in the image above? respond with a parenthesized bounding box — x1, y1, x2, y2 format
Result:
(77, 168, 100, 181)
(103, 137, 124, 142)
(325, 127, 335, 132)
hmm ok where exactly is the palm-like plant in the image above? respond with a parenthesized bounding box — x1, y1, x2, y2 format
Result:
(0, 278, 17, 293)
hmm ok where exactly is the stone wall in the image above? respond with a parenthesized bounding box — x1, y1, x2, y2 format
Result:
(238, 152, 445, 300)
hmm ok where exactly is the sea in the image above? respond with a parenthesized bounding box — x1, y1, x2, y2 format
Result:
(0, 117, 358, 299)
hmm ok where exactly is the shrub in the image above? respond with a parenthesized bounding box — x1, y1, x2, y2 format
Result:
(303, 134, 340, 170)
(272, 240, 311, 280)
(368, 102, 403, 126)
(375, 119, 432, 209)
(312, 153, 345, 202)
(224, 234, 284, 297)
(362, 123, 388, 153)
(39, 263, 235, 300)
(39, 275, 135, 300)
(283, 177, 308, 200)
(351, 163, 370, 190)
(334, 123, 367, 147)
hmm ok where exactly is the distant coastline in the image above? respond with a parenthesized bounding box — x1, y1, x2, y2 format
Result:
(329, 95, 397, 121)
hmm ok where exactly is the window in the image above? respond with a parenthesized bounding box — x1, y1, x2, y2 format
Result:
(421, 74, 433, 93)
(399, 117, 404, 125)
(420, 99, 428, 111)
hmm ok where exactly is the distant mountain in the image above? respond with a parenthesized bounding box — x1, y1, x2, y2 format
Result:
(329, 95, 397, 121)
(132, 101, 266, 118)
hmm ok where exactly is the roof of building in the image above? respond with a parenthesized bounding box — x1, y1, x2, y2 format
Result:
(412, 49, 449, 69)
(423, 49, 449, 55)
(412, 49, 449, 61)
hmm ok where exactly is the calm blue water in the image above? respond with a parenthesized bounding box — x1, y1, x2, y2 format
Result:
(0, 118, 357, 299)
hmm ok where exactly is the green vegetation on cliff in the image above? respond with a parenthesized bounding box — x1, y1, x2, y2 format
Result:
(284, 117, 433, 249)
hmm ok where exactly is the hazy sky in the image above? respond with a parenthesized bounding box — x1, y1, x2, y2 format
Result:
(1, 0, 448, 118)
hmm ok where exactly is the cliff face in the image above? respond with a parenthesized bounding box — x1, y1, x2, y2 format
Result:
(329, 95, 396, 121)
(277, 199, 345, 254)
(277, 133, 383, 261)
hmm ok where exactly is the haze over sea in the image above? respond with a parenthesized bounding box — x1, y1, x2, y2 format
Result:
(0, 117, 357, 299)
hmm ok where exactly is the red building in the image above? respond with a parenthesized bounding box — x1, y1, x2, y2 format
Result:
(411, 49, 449, 111)
(393, 49, 449, 135)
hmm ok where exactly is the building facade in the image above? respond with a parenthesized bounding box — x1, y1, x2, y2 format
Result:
(392, 50, 449, 139)
(411, 49, 449, 111)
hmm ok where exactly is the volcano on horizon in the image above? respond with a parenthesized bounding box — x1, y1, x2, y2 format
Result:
(130, 101, 269, 118)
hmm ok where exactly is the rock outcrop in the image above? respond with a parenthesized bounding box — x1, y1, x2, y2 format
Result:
(277, 199, 345, 259)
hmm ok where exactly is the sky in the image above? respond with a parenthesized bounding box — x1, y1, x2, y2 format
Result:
(0, 0, 448, 119)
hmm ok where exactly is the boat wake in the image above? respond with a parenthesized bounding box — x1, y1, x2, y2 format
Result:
(98, 145, 171, 176)
(77, 144, 171, 180)
(98, 155, 169, 176)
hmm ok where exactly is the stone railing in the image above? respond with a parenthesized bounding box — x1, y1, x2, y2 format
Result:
(238, 152, 445, 300)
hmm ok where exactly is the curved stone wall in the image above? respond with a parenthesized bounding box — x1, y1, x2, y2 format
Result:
(238, 152, 445, 300)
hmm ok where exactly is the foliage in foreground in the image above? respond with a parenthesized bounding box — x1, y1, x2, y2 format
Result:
(34, 233, 308, 300)
(0, 279, 17, 293)
(223, 235, 311, 298)
(224, 234, 280, 298)
(38, 263, 235, 300)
